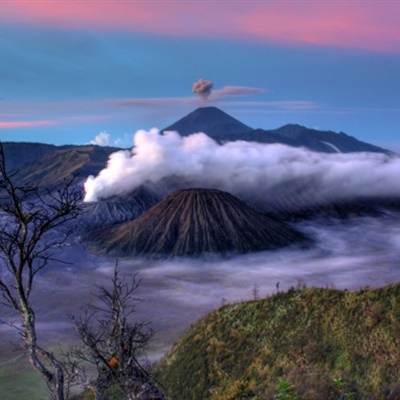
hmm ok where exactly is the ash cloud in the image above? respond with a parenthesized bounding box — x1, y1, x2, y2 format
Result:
(192, 79, 264, 102)
(192, 78, 213, 100)
(84, 129, 400, 205)
(211, 85, 265, 100)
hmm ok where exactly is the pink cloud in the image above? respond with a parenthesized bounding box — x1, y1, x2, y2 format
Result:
(232, 2, 400, 53)
(0, 120, 56, 129)
(2, 1, 399, 53)
(1, 98, 113, 122)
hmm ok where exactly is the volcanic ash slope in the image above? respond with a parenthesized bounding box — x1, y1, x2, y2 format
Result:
(85, 188, 307, 258)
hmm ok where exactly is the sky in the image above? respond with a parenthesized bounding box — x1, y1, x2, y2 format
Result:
(0, 0, 399, 151)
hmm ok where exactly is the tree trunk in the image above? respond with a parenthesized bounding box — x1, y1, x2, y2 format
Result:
(22, 300, 65, 399)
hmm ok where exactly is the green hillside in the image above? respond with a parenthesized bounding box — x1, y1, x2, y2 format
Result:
(156, 285, 400, 399)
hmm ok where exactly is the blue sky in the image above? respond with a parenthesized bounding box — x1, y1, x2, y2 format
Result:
(1, 1, 399, 151)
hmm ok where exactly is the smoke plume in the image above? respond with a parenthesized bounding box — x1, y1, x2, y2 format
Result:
(89, 131, 111, 146)
(83, 128, 400, 206)
(192, 78, 213, 99)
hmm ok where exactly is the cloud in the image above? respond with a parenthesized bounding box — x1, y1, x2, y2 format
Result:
(116, 84, 265, 108)
(210, 86, 265, 100)
(222, 100, 318, 111)
(115, 97, 196, 108)
(3, 214, 400, 362)
(2, 1, 399, 53)
(89, 131, 111, 146)
(113, 134, 132, 148)
(84, 129, 400, 205)
(0, 120, 56, 129)
(88, 131, 133, 148)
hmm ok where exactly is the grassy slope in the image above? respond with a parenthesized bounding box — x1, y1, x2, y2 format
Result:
(0, 355, 48, 400)
(156, 285, 400, 399)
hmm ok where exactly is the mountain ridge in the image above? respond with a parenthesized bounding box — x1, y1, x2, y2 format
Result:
(3, 106, 391, 182)
(162, 107, 390, 153)
(248, 123, 390, 153)
(7, 145, 120, 188)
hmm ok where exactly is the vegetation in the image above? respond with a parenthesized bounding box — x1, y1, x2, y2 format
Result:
(0, 143, 82, 399)
(0, 145, 160, 399)
(67, 265, 163, 400)
(156, 284, 400, 399)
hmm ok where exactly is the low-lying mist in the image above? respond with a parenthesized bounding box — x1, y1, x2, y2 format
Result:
(2, 212, 400, 361)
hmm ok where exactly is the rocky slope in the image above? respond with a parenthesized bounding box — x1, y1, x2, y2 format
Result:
(80, 185, 162, 231)
(84, 188, 307, 257)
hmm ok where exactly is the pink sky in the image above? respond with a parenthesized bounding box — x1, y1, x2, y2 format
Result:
(2, 1, 399, 53)
(0, 120, 55, 129)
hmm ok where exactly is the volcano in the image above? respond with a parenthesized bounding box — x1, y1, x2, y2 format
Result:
(162, 106, 390, 154)
(85, 188, 307, 257)
(162, 106, 252, 141)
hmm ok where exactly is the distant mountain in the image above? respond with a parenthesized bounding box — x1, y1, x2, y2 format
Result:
(4, 107, 391, 191)
(162, 106, 252, 141)
(239, 124, 390, 154)
(84, 188, 307, 257)
(2, 142, 59, 172)
(162, 107, 390, 154)
(10, 145, 119, 188)
(2, 108, 394, 231)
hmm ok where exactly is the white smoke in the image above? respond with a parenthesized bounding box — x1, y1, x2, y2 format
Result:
(89, 131, 111, 146)
(83, 128, 400, 204)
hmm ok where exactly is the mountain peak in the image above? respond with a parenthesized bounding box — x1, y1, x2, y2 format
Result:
(162, 106, 252, 140)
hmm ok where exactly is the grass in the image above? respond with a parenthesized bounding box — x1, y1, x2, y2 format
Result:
(155, 284, 400, 399)
(3, 283, 400, 399)
(0, 360, 48, 400)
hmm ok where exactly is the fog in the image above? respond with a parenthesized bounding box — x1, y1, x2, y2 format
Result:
(84, 130, 400, 208)
(1, 208, 400, 398)
(2, 212, 400, 361)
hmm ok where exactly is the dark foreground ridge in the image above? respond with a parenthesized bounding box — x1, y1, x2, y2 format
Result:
(85, 188, 307, 257)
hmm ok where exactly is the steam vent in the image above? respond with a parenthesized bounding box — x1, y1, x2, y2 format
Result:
(85, 188, 308, 257)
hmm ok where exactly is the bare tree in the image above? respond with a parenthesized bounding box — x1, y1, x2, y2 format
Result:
(0, 143, 83, 399)
(68, 265, 164, 400)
